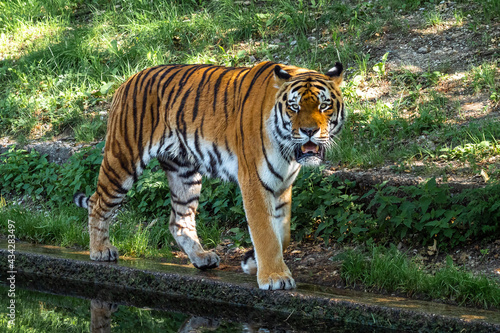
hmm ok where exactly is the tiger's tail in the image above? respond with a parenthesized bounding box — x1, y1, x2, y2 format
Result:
(73, 192, 90, 209)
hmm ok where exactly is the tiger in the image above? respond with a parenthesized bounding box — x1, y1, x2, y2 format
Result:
(73, 61, 345, 290)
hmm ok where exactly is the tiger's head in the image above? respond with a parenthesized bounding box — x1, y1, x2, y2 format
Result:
(271, 62, 345, 166)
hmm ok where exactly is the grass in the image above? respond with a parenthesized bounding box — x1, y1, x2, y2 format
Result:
(340, 244, 500, 309)
(0, 0, 497, 149)
(0, 203, 176, 259)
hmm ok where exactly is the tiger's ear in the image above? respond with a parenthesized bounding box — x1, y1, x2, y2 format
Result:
(274, 65, 291, 86)
(325, 62, 343, 86)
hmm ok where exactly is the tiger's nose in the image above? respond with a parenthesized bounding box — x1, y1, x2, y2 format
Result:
(299, 127, 320, 138)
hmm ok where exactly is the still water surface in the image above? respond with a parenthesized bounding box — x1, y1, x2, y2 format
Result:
(0, 284, 398, 332)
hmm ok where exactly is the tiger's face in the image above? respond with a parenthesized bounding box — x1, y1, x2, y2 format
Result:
(274, 63, 345, 166)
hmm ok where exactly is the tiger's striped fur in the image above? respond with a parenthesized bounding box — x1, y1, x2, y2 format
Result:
(74, 61, 345, 290)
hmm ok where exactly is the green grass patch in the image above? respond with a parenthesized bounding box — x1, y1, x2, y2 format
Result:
(0, 205, 88, 247)
(341, 244, 500, 309)
(0, 0, 498, 172)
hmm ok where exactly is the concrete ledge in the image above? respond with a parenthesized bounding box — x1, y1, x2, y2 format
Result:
(1, 241, 499, 332)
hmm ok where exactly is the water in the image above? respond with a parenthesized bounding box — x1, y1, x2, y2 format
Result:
(0, 281, 395, 333)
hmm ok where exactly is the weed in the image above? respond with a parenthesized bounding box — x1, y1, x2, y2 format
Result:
(372, 52, 389, 79)
(73, 117, 107, 142)
(423, 11, 443, 27)
(353, 53, 370, 78)
(454, 9, 464, 26)
(468, 61, 500, 103)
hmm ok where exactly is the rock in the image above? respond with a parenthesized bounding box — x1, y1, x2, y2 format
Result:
(417, 46, 430, 54)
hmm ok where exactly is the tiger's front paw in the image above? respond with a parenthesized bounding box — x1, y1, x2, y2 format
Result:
(258, 270, 296, 290)
(90, 244, 119, 261)
(191, 251, 220, 270)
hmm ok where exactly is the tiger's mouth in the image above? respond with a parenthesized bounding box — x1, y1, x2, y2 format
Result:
(295, 141, 325, 164)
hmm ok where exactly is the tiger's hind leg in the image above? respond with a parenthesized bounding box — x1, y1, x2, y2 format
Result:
(160, 159, 220, 269)
(85, 154, 137, 261)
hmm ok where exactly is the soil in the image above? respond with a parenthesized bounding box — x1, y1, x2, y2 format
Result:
(1, 0, 499, 307)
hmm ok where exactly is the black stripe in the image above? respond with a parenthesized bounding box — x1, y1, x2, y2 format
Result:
(233, 69, 249, 114)
(212, 68, 233, 117)
(148, 102, 157, 154)
(77, 195, 87, 208)
(138, 73, 152, 171)
(176, 88, 193, 140)
(171, 65, 203, 112)
(212, 143, 222, 164)
(340, 102, 345, 120)
(127, 72, 148, 181)
(192, 66, 215, 122)
(183, 180, 202, 186)
(194, 128, 204, 161)
(138, 67, 156, 91)
(261, 104, 284, 181)
(159, 160, 178, 172)
(97, 182, 123, 200)
(273, 103, 289, 140)
(275, 201, 289, 211)
(254, 164, 275, 194)
(101, 199, 121, 209)
(285, 166, 301, 183)
(241, 62, 275, 108)
(290, 84, 303, 94)
(101, 166, 129, 194)
(173, 209, 192, 218)
(236, 67, 260, 167)
(117, 83, 133, 177)
(160, 66, 186, 101)
(172, 196, 200, 206)
(179, 168, 198, 179)
(147, 65, 168, 95)
(131, 70, 147, 144)
(312, 84, 327, 91)
(207, 150, 218, 177)
(91, 209, 106, 220)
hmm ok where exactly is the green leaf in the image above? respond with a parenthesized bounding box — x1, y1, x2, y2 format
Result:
(100, 82, 115, 96)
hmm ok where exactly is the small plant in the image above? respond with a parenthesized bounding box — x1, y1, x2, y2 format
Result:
(353, 53, 370, 78)
(453, 9, 464, 26)
(373, 52, 389, 78)
(480, 248, 490, 256)
(228, 227, 252, 247)
(73, 118, 107, 142)
(424, 10, 443, 27)
(468, 61, 499, 99)
(422, 70, 444, 86)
